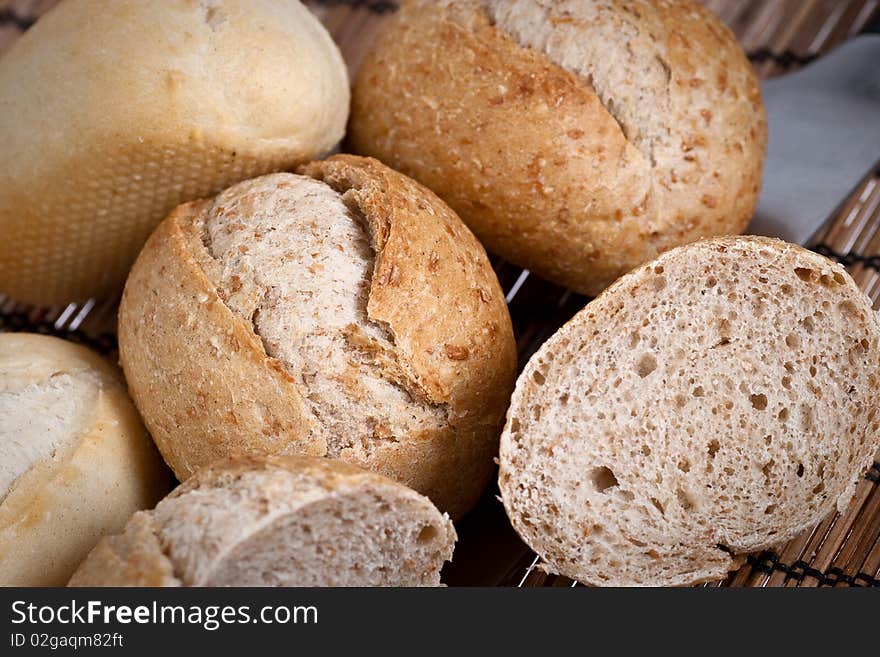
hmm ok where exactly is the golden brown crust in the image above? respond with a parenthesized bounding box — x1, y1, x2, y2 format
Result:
(68, 513, 180, 587)
(349, 0, 766, 296)
(0, 0, 349, 305)
(119, 155, 516, 518)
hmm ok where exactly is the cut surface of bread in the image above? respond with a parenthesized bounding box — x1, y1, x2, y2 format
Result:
(69, 456, 457, 587)
(119, 155, 517, 518)
(499, 237, 880, 586)
(350, 0, 766, 296)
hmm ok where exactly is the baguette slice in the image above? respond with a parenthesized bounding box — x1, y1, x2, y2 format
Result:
(69, 455, 456, 587)
(499, 237, 880, 586)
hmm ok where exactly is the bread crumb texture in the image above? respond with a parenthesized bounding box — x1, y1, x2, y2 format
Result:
(350, 0, 766, 295)
(69, 456, 456, 587)
(118, 155, 517, 518)
(499, 237, 880, 586)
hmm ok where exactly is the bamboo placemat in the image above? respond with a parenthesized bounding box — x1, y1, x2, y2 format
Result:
(1, 0, 878, 587)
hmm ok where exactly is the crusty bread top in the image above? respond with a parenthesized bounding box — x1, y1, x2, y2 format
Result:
(0, 0, 350, 305)
(1, 0, 348, 154)
(201, 173, 446, 457)
(117, 154, 516, 518)
(0, 334, 118, 499)
(350, 0, 766, 295)
(69, 455, 457, 587)
(499, 237, 880, 586)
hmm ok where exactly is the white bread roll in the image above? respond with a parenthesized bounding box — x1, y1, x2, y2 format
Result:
(69, 455, 456, 587)
(118, 155, 517, 519)
(499, 237, 880, 586)
(0, 0, 349, 305)
(0, 334, 170, 586)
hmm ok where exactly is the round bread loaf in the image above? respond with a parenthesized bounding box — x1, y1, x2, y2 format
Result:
(0, 0, 349, 305)
(118, 155, 517, 519)
(69, 455, 456, 587)
(350, 0, 766, 296)
(499, 237, 880, 586)
(0, 334, 170, 586)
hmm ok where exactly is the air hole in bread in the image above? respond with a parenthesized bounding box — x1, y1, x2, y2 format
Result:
(838, 300, 860, 321)
(781, 375, 792, 390)
(650, 497, 665, 516)
(785, 334, 800, 350)
(509, 418, 521, 434)
(652, 276, 666, 291)
(707, 276, 718, 288)
(589, 466, 618, 493)
(707, 439, 720, 458)
(801, 316, 815, 333)
(558, 393, 569, 405)
(692, 386, 704, 397)
(532, 370, 546, 385)
(678, 459, 691, 473)
(749, 393, 767, 411)
(636, 353, 657, 378)
(676, 488, 694, 510)
(796, 463, 805, 478)
(764, 504, 776, 515)
(780, 283, 793, 295)
(794, 267, 814, 282)
(629, 332, 640, 348)
(417, 525, 439, 544)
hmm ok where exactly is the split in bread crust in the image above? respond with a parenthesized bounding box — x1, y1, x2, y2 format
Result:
(119, 155, 517, 519)
(0, 334, 169, 586)
(350, 0, 766, 295)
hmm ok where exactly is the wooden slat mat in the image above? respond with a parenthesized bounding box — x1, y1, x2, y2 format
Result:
(1, 0, 878, 587)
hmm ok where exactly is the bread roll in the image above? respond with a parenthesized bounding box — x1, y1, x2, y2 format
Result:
(118, 155, 517, 519)
(0, 334, 169, 586)
(499, 237, 880, 586)
(350, 0, 766, 296)
(0, 0, 349, 305)
(69, 455, 456, 587)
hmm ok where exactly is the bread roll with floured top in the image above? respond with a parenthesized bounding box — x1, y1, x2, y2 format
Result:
(118, 155, 517, 519)
(69, 455, 456, 587)
(0, 0, 349, 305)
(350, 0, 766, 296)
(499, 237, 880, 586)
(0, 334, 170, 586)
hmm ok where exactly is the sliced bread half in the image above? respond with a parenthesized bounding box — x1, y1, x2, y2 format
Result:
(499, 236, 880, 586)
(69, 455, 456, 587)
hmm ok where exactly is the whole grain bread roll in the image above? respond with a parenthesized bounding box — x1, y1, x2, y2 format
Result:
(118, 155, 517, 519)
(69, 455, 456, 587)
(0, 334, 170, 586)
(350, 0, 766, 296)
(499, 237, 880, 586)
(0, 0, 349, 305)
